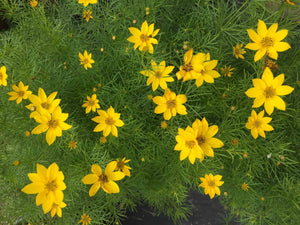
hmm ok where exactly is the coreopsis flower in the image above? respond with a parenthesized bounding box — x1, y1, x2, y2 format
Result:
(78, 213, 92, 225)
(25, 131, 31, 136)
(246, 110, 274, 139)
(82, 94, 100, 114)
(8, 81, 32, 104)
(127, 20, 159, 54)
(0, 66, 8, 86)
(241, 182, 249, 191)
(286, 0, 295, 5)
(140, 60, 174, 91)
(221, 65, 234, 77)
(50, 201, 67, 217)
(92, 106, 124, 137)
(192, 118, 224, 159)
(21, 163, 66, 215)
(82, 161, 125, 196)
(245, 20, 291, 62)
(152, 88, 187, 120)
(245, 67, 294, 115)
(68, 140, 77, 149)
(233, 44, 246, 59)
(29, 0, 38, 7)
(100, 136, 107, 143)
(161, 121, 167, 128)
(174, 126, 204, 164)
(114, 158, 131, 176)
(79, 50, 95, 70)
(83, 9, 93, 22)
(199, 173, 224, 199)
(31, 106, 72, 145)
(13, 160, 20, 166)
(28, 88, 61, 118)
(78, 0, 97, 7)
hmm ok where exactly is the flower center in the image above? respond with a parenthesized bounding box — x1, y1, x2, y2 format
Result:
(105, 117, 115, 125)
(88, 100, 95, 106)
(183, 64, 193, 72)
(196, 135, 206, 145)
(99, 174, 108, 183)
(234, 48, 240, 55)
(18, 91, 25, 97)
(82, 215, 90, 223)
(140, 34, 149, 42)
(82, 58, 90, 65)
(41, 102, 49, 109)
(154, 71, 162, 78)
(264, 87, 276, 98)
(117, 160, 125, 169)
(185, 140, 196, 149)
(166, 100, 176, 108)
(261, 37, 273, 48)
(0, 72, 2, 79)
(48, 119, 58, 128)
(254, 120, 262, 128)
(208, 180, 215, 187)
(45, 180, 57, 191)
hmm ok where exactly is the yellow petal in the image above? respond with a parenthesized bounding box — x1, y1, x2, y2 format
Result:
(245, 43, 260, 50)
(257, 20, 267, 36)
(102, 181, 120, 193)
(89, 182, 101, 196)
(246, 29, 260, 43)
(91, 164, 102, 176)
(276, 85, 294, 96)
(268, 47, 278, 60)
(251, 128, 258, 139)
(82, 174, 98, 184)
(109, 171, 125, 181)
(273, 29, 288, 42)
(21, 183, 44, 194)
(254, 48, 266, 62)
(273, 42, 291, 52)
(272, 96, 286, 111)
(264, 99, 274, 115)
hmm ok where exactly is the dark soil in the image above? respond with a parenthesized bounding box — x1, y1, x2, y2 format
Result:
(0, 16, 9, 31)
(123, 190, 240, 225)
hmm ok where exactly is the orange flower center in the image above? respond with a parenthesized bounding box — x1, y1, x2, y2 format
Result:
(117, 160, 125, 169)
(99, 174, 108, 183)
(88, 99, 95, 106)
(45, 180, 57, 191)
(185, 140, 196, 149)
(48, 119, 58, 128)
(196, 135, 206, 145)
(234, 47, 240, 56)
(18, 91, 25, 97)
(105, 117, 115, 125)
(82, 58, 90, 65)
(140, 34, 149, 42)
(154, 71, 162, 78)
(261, 37, 273, 48)
(183, 64, 193, 72)
(41, 102, 49, 109)
(208, 180, 215, 187)
(264, 87, 276, 98)
(0, 72, 2, 79)
(166, 100, 176, 109)
(254, 120, 262, 128)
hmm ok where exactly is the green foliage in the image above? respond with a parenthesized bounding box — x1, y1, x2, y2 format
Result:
(0, 0, 299, 224)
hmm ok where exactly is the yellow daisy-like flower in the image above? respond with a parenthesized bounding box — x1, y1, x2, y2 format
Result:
(78, 213, 92, 225)
(92, 106, 124, 137)
(245, 20, 291, 62)
(127, 20, 159, 54)
(246, 110, 274, 139)
(78, 0, 97, 7)
(68, 140, 77, 149)
(199, 173, 224, 199)
(221, 65, 234, 77)
(79, 50, 95, 70)
(192, 118, 224, 159)
(50, 201, 67, 217)
(82, 94, 100, 114)
(0, 66, 8, 86)
(31, 106, 72, 145)
(8, 81, 32, 104)
(115, 157, 131, 176)
(21, 163, 66, 215)
(245, 67, 294, 115)
(140, 60, 174, 91)
(82, 161, 125, 196)
(100, 136, 107, 143)
(161, 121, 167, 129)
(174, 126, 204, 164)
(83, 9, 93, 22)
(152, 88, 187, 120)
(286, 0, 295, 5)
(29, 0, 38, 7)
(28, 88, 61, 118)
(13, 160, 20, 166)
(233, 44, 246, 59)
(241, 182, 249, 191)
(25, 130, 31, 137)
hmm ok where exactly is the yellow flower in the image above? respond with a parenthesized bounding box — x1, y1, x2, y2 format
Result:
(100, 136, 107, 143)
(92, 106, 124, 137)
(245, 20, 291, 62)
(25, 131, 31, 137)
(29, 0, 38, 7)
(192, 118, 224, 159)
(115, 158, 131, 176)
(68, 140, 77, 149)
(50, 201, 67, 217)
(31, 106, 72, 145)
(8, 81, 32, 104)
(82, 94, 100, 114)
(83, 9, 93, 22)
(161, 121, 167, 129)
(79, 50, 95, 70)
(147, 94, 153, 100)
(28, 88, 61, 118)
(241, 182, 249, 191)
(82, 162, 125, 196)
(286, 0, 295, 5)
(221, 65, 234, 77)
(140, 60, 174, 91)
(245, 67, 294, 115)
(246, 110, 274, 139)
(13, 160, 20, 166)
(78, 0, 97, 7)
(0, 66, 8, 86)
(233, 44, 246, 59)
(174, 126, 204, 164)
(78, 213, 92, 225)
(127, 21, 159, 54)
(21, 163, 66, 215)
(152, 88, 187, 120)
(199, 173, 224, 199)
